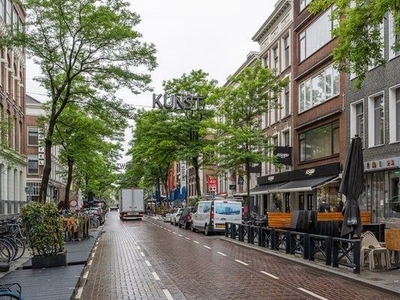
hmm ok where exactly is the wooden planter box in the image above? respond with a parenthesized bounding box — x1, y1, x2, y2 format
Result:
(31, 252, 67, 269)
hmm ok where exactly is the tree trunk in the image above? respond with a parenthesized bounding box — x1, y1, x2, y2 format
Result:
(39, 138, 53, 202)
(63, 156, 74, 209)
(192, 157, 201, 197)
(246, 161, 251, 218)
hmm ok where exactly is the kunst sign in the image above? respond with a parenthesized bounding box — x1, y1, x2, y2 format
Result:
(153, 94, 203, 110)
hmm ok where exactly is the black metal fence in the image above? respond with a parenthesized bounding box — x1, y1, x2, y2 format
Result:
(225, 222, 361, 274)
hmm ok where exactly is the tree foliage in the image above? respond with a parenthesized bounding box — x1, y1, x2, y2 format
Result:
(162, 70, 218, 196)
(53, 104, 122, 208)
(0, 0, 157, 202)
(308, 0, 400, 88)
(123, 109, 178, 203)
(209, 60, 289, 202)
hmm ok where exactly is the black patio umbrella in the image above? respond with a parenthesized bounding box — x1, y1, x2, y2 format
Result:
(339, 135, 365, 237)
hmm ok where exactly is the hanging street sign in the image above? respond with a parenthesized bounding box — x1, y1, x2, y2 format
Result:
(152, 94, 203, 111)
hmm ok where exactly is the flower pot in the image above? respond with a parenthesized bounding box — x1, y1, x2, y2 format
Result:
(31, 252, 67, 269)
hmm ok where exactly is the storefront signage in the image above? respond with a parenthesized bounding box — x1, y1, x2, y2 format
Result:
(273, 146, 292, 165)
(305, 168, 316, 176)
(153, 94, 202, 110)
(207, 176, 217, 192)
(364, 157, 400, 172)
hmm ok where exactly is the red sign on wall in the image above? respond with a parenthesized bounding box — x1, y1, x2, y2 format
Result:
(207, 177, 217, 192)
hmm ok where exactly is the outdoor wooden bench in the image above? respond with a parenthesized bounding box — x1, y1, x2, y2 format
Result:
(267, 211, 371, 230)
(267, 212, 292, 229)
(317, 211, 371, 225)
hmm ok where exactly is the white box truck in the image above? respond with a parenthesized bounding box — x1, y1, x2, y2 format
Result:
(119, 189, 144, 220)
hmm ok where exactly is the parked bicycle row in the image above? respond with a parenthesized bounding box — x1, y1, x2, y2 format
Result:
(0, 216, 26, 264)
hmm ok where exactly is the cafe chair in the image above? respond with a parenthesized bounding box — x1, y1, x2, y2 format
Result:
(360, 231, 391, 270)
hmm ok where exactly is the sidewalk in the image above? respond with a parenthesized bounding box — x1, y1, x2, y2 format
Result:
(0, 228, 103, 300)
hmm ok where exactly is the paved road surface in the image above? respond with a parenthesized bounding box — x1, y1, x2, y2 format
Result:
(81, 211, 399, 300)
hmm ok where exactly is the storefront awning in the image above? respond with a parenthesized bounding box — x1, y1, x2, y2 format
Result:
(268, 176, 338, 193)
(250, 182, 288, 195)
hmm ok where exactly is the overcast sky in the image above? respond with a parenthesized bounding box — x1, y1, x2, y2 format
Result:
(26, 0, 277, 162)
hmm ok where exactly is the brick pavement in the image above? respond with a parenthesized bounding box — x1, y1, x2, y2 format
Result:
(1, 213, 399, 299)
(80, 212, 186, 300)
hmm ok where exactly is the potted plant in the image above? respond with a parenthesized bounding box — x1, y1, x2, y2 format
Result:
(20, 202, 67, 268)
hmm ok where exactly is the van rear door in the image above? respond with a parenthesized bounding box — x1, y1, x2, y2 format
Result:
(213, 201, 242, 230)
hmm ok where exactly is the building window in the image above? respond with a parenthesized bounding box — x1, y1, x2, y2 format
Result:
(28, 127, 39, 146)
(356, 102, 364, 146)
(283, 35, 290, 69)
(299, 8, 334, 61)
(299, 64, 339, 113)
(0, 0, 4, 21)
(389, 86, 400, 143)
(299, 121, 339, 162)
(350, 100, 365, 147)
(284, 85, 290, 116)
(283, 131, 290, 147)
(28, 155, 39, 174)
(368, 94, 384, 147)
(5, 0, 11, 25)
(273, 45, 279, 72)
(389, 13, 400, 59)
(300, 0, 311, 11)
(262, 54, 269, 69)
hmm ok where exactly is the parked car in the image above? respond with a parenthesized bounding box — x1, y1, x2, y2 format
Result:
(163, 211, 172, 222)
(191, 198, 242, 235)
(178, 207, 195, 229)
(170, 208, 184, 226)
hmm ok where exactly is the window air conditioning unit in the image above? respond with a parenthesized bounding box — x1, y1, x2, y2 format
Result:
(38, 154, 45, 159)
(38, 147, 45, 153)
(39, 160, 45, 165)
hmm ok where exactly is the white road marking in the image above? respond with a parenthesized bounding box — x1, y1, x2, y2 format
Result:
(193, 241, 199, 244)
(168, 230, 172, 232)
(173, 232, 177, 235)
(260, 271, 279, 279)
(203, 245, 211, 249)
(145, 260, 151, 267)
(217, 251, 227, 256)
(163, 289, 174, 300)
(137, 246, 141, 250)
(140, 252, 145, 257)
(152, 272, 160, 281)
(235, 259, 249, 266)
(178, 234, 183, 237)
(185, 237, 190, 240)
(298, 288, 329, 300)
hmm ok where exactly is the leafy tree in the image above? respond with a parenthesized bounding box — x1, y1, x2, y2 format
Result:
(308, 1, 400, 88)
(162, 70, 218, 197)
(53, 104, 123, 208)
(0, 0, 157, 202)
(124, 109, 179, 206)
(209, 60, 289, 206)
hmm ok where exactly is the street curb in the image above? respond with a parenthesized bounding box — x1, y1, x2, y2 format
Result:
(220, 236, 400, 296)
(74, 229, 103, 300)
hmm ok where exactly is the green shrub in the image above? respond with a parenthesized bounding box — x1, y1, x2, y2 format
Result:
(21, 202, 66, 257)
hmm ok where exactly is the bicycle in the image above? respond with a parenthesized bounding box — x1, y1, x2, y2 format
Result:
(0, 283, 24, 299)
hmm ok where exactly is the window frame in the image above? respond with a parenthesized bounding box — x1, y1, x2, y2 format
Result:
(368, 92, 385, 147)
(299, 121, 340, 162)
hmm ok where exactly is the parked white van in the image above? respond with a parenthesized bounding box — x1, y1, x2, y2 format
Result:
(190, 198, 243, 235)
